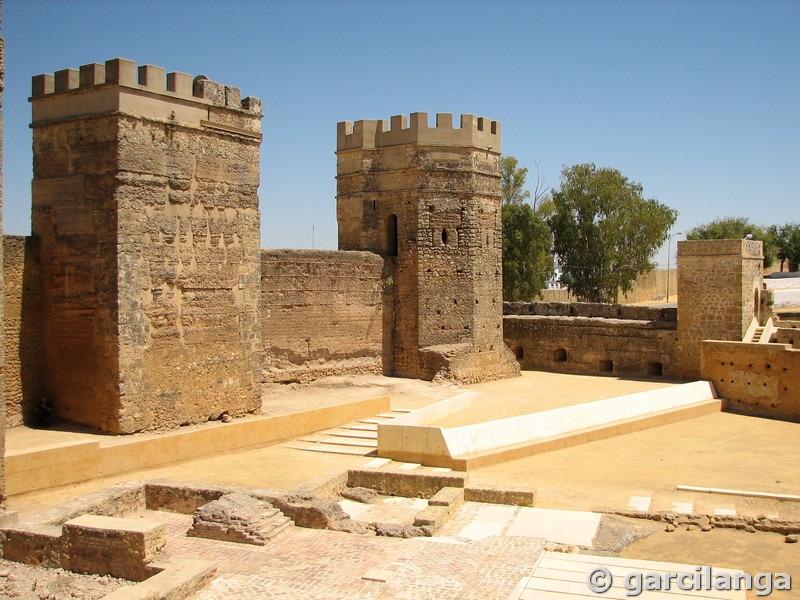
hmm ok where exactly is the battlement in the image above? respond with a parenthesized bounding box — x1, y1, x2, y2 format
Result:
(337, 112, 500, 152)
(31, 58, 261, 114)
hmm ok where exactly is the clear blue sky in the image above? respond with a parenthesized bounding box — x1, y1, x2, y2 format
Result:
(3, 0, 798, 267)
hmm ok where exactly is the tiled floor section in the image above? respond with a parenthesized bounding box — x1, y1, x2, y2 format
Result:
(509, 552, 746, 599)
(148, 509, 545, 599)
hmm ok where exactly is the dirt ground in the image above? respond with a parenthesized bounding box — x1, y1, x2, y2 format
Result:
(621, 527, 799, 600)
(0, 560, 128, 599)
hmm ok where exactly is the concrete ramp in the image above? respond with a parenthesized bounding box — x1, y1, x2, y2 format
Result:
(378, 382, 721, 470)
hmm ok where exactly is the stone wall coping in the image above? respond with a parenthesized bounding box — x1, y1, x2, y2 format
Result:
(31, 57, 261, 114)
(337, 112, 500, 151)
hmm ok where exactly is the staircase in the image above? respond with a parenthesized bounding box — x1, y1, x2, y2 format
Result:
(743, 317, 776, 343)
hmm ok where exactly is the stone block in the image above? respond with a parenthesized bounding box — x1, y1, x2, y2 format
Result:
(61, 514, 166, 581)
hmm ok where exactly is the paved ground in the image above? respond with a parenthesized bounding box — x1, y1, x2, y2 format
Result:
(4, 372, 800, 598)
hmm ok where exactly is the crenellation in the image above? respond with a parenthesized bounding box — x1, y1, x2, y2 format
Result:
(137, 64, 165, 90)
(29, 58, 260, 115)
(337, 112, 501, 151)
(104, 57, 137, 85)
(79, 63, 105, 87)
(166, 70, 193, 95)
(54, 68, 78, 92)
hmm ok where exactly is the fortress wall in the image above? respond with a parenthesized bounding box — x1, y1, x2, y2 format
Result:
(3, 236, 43, 427)
(261, 249, 385, 383)
(503, 315, 678, 378)
(701, 340, 800, 422)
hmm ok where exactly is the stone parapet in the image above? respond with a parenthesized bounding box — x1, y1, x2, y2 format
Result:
(337, 112, 499, 151)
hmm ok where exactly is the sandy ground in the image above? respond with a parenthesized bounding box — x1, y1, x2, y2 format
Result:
(3, 372, 799, 597)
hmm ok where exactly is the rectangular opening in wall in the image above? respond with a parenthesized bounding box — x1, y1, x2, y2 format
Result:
(598, 359, 614, 373)
(647, 362, 664, 376)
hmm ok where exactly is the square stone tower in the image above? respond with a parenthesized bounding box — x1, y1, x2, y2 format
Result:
(676, 239, 764, 379)
(336, 113, 519, 383)
(30, 58, 263, 433)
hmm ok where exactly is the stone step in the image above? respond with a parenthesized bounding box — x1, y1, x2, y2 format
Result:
(300, 443, 377, 456)
(327, 429, 378, 440)
(263, 518, 293, 540)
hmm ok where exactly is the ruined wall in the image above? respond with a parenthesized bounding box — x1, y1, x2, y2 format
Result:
(503, 303, 678, 378)
(701, 341, 800, 422)
(261, 249, 384, 383)
(3, 236, 43, 427)
(337, 113, 518, 383)
(676, 239, 763, 379)
(30, 59, 263, 433)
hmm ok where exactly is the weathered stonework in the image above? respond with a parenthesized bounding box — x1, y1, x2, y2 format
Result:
(3, 236, 43, 427)
(337, 113, 519, 383)
(261, 249, 384, 383)
(187, 491, 292, 545)
(676, 239, 763, 379)
(30, 58, 263, 433)
(503, 313, 678, 378)
(701, 341, 800, 422)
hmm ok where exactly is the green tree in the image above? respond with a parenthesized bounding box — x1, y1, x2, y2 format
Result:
(502, 203, 554, 300)
(501, 156, 531, 206)
(686, 217, 775, 268)
(768, 222, 800, 271)
(548, 163, 677, 303)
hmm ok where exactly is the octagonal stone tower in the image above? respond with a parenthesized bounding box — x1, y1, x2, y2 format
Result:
(336, 113, 519, 383)
(30, 58, 263, 433)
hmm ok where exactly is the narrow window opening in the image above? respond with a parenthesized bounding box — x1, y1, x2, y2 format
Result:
(441, 229, 448, 245)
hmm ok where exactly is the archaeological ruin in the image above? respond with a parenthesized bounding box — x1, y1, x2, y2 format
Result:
(0, 7, 798, 592)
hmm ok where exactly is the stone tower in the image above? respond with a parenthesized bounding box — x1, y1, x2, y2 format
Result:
(676, 239, 764, 379)
(30, 58, 263, 433)
(336, 112, 519, 383)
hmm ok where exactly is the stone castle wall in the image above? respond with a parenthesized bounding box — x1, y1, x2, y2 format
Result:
(3, 236, 43, 427)
(701, 341, 800, 422)
(503, 305, 678, 378)
(261, 249, 385, 383)
(676, 239, 763, 379)
(30, 59, 263, 433)
(337, 113, 518, 383)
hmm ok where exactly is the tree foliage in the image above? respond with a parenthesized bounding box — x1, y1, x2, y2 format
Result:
(686, 217, 775, 267)
(768, 222, 800, 271)
(501, 156, 531, 206)
(548, 163, 677, 303)
(502, 203, 554, 301)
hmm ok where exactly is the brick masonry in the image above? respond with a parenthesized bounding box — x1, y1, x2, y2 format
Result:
(261, 249, 385, 383)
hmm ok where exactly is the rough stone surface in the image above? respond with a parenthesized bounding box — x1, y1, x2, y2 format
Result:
(347, 468, 467, 499)
(261, 249, 385, 383)
(336, 112, 519, 383)
(700, 339, 800, 422)
(676, 239, 763, 379)
(2, 236, 43, 428)
(29, 59, 263, 433)
(503, 314, 677, 379)
(187, 492, 291, 545)
(340, 486, 379, 504)
(0, 0, 5, 508)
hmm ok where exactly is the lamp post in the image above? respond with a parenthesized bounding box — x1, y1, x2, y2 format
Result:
(666, 231, 683, 303)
